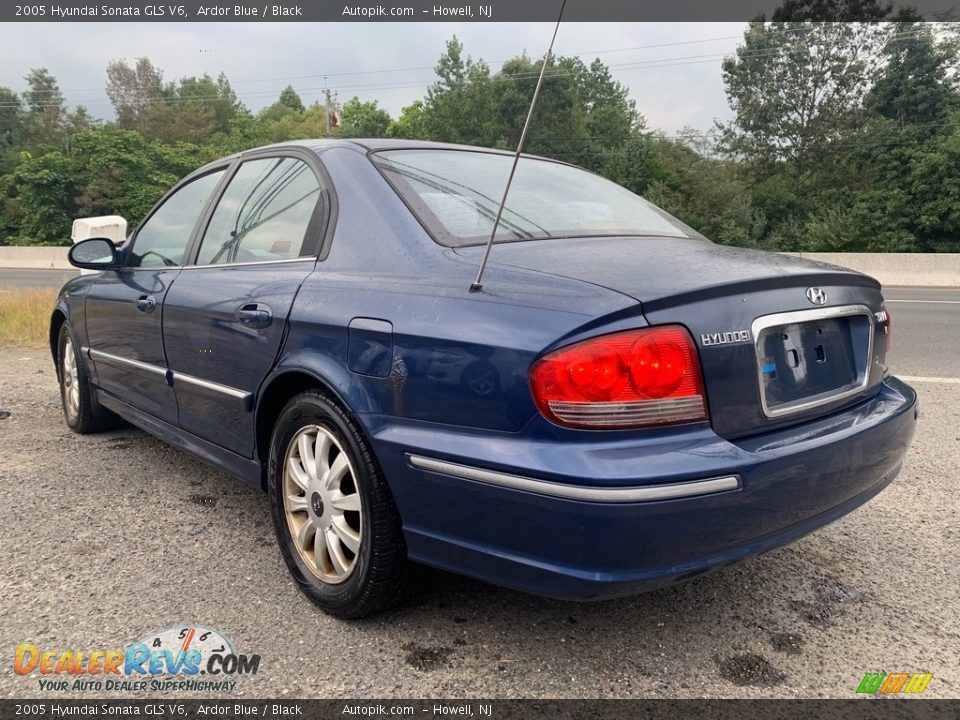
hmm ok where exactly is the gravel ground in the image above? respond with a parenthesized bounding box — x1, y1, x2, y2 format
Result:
(0, 347, 956, 699)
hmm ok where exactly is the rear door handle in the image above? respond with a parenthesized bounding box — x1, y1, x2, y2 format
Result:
(236, 303, 273, 329)
(136, 295, 157, 313)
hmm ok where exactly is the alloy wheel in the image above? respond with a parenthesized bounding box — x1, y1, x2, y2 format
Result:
(282, 424, 363, 584)
(62, 337, 80, 422)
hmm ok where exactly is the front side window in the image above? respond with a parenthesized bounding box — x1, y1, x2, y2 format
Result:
(129, 170, 225, 268)
(373, 149, 697, 247)
(194, 156, 322, 266)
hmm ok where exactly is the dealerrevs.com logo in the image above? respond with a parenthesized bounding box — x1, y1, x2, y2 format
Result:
(14, 625, 261, 693)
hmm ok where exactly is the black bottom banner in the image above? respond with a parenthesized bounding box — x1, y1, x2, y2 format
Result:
(1, 700, 957, 720)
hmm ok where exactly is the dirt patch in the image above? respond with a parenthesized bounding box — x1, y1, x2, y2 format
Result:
(716, 653, 786, 687)
(403, 643, 454, 672)
(769, 631, 805, 655)
(792, 577, 863, 628)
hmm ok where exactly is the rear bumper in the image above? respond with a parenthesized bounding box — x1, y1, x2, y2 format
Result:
(362, 377, 918, 600)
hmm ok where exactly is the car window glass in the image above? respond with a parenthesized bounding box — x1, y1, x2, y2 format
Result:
(129, 170, 225, 268)
(374, 150, 697, 247)
(195, 157, 321, 266)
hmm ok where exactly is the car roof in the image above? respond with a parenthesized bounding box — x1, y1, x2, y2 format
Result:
(339, 138, 516, 153)
(188, 138, 554, 179)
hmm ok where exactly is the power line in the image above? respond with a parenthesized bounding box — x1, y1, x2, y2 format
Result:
(0, 26, 940, 113)
(9, 23, 831, 97)
(7, 22, 933, 103)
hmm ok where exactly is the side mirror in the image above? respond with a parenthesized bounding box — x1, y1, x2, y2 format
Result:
(68, 237, 120, 270)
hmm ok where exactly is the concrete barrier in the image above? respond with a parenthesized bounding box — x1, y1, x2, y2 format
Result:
(789, 252, 960, 288)
(0, 246, 71, 269)
(0, 246, 957, 286)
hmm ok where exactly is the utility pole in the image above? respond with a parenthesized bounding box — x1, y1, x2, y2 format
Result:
(323, 78, 340, 136)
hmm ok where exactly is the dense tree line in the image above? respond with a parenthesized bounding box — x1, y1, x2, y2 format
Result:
(0, 18, 958, 251)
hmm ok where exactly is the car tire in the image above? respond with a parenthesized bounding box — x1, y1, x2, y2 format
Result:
(268, 390, 407, 619)
(57, 323, 119, 434)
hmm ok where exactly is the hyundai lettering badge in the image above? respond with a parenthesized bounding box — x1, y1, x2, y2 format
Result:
(700, 330, 752, 347)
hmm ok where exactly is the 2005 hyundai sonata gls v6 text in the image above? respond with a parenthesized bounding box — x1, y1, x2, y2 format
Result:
(53, 139, 918, 618)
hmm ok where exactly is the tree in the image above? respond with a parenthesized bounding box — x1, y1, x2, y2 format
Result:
(71, 129, 177, 224)
(0, 87, 24, 173)
(177, 72, 240, 133)
(270, 102, 329, 142)
(560, 57, 643, 173)
(217, 109, 273, 153)
(493, 54, 589, 162)
(719, 22, 888, 186)
(418, 37, 645, 170)
(770, 0, 920, 22)
(0, 174, 20, 245)
(421, 37, 499, 146)
(259, 85, 305, 124)
(141, 102, 217, 144)
(10, 150, 76, 245)
(387, 101, 427, 139)
(277, 85, 305, 113)
(22, 68, 68, 150)
(64, 106, 96, 149)
(106, 57, 165, 132)
(644, 133, 767, 248)
(338, 97, 391, 138)
(106, 59, 239, 144)
(867, 22, 958, 127)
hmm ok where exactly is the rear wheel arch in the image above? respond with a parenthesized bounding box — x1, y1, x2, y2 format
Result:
(255, 370, 357, 488)
(266, 389, 407, 617)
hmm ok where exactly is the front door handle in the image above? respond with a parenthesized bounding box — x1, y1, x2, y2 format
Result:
(237, 303, 273, 329)
(136, 295, 157, 313)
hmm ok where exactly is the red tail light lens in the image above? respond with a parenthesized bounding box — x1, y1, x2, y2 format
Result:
(530, 326, 709, 429)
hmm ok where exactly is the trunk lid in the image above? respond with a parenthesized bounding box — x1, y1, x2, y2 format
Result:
(457, 237, 889, 439)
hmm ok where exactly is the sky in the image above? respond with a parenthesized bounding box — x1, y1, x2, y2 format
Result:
(0, 22, 747, 135)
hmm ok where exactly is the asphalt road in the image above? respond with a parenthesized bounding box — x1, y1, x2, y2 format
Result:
(883, 287, 960, 378)
(0, 268, 78, 290)
(0, 285, 956, 700)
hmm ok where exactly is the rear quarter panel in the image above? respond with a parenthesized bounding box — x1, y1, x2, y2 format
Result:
(282, 145, 639, 432)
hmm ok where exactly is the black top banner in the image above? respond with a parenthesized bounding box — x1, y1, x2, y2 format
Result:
(3, 0, 960, 23)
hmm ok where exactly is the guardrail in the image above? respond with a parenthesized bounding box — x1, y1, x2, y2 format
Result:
(0, 247, 957, 287)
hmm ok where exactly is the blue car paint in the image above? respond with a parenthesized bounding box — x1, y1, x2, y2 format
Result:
(363, 378, 915, 599)
(161, 260, 316, 456)
(52, 139, 918, 600)
(83, 267, 181, 424)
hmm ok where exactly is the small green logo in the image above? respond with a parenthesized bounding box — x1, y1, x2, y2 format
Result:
(857, 672, 933, 694)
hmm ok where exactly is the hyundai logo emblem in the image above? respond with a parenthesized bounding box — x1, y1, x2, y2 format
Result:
(805, 287, 827, 305)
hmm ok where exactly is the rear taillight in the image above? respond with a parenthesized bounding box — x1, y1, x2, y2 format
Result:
(529, 325, 709, 429)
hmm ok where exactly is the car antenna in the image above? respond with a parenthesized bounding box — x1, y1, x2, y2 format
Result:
(469, 0, 567, 293)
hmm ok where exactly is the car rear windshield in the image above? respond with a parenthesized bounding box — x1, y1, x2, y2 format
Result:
(372, 149, 696, 247)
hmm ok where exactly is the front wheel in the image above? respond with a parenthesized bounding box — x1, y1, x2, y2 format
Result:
(57, 324, 117, 433)
(268, 391, 407, 618)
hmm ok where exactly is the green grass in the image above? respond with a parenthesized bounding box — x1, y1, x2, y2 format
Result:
(0, 288, 57, 347)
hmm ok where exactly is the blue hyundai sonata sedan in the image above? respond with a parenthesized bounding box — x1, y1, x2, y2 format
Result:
(53, 139, 918, 618)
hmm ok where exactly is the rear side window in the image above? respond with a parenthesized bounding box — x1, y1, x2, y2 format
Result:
(195, 156, 322, 266)
(129, 170, 225, 268)
(373, 149, 695, 247)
